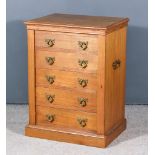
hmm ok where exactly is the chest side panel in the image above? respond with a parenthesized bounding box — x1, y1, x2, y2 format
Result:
(104, 27, 127, 134)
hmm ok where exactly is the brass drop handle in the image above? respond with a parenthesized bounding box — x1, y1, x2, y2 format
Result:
(46, 94, 55, 103)
(112, 59, 121, 70)
(46, 114, 55, 122)
(45, 39, 55, 47)
(77, 118, 88, 127)
(78, 79, 88, 88)
(46, 75, 55, 84)
(45, 57, 55, 65)
(78, 60, 88, 69)
(78, 98, 88, 107)
(78, 41, 88, 50)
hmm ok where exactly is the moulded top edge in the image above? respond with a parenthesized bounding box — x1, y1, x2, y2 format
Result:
(24, 13, 129, 32)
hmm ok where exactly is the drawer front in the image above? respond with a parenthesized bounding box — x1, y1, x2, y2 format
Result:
(36, 51, 98, 73)
(36, 106, 97, 132)
(35, 31, 98, 53)
(36, 87, 97, 112)
(36, 69, 97, 90)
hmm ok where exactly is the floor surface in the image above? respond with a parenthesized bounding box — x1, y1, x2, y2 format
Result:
(6, 105, 148, 155)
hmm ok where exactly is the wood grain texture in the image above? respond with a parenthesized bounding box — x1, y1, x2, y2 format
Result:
(26, 25, 105, 35)
(27, 30, 36, 125)
(36, 87, 97, 112)
(36, 106, 97, 132)
(35, 50, 98, 73)
(104, 27, 127, 134)
(96, 35, 105, 134)
(35, 31, 98, 52)
(25, 13, 129, 33)
(25, 125, 105, 148)
(36, 69, 97, 91)
(25, 14, 128, 148)
(25, 118, 126, 148)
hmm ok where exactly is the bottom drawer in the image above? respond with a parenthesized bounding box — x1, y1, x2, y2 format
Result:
(36, 106, 97, 132)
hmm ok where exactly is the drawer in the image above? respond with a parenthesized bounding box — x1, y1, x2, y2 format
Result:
(35, 31, 98, 53)
(36, 106, 97, 132)
(36, 87, 97, 112)
(35, 50, 98, 73)
(36, 69, 97, 90)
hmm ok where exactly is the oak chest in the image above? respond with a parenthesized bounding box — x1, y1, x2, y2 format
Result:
(25, 13, 129, 148)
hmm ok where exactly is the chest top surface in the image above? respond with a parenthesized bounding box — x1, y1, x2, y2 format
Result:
(25, 13, 129, 31)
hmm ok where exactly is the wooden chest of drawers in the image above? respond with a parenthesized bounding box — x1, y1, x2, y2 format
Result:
(25, 13, 129, 148)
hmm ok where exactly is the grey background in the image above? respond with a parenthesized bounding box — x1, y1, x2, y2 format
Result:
(6, 0, 148, 104)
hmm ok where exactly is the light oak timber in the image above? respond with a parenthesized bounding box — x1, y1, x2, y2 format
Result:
(25, 13, 129, 148)
(26, 24, 105, 35)
(35, 47, 98, 55)
(26, 22, 128, 35)
(27, 30, 36, 125)
(25, 119, 126, 148)
(35, 31, 99, 52)
(104, 27, 127, 134)
(36, 69, 97, 90)
(36, 106, 97, 132)
(97, 35, 105, 134)
(35, 50, 98, 73)
(36, 87, 97, 112)
(25, 13, 129, 35)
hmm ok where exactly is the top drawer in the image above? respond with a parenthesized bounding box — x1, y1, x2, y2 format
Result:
(35, 31, 99, 53)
